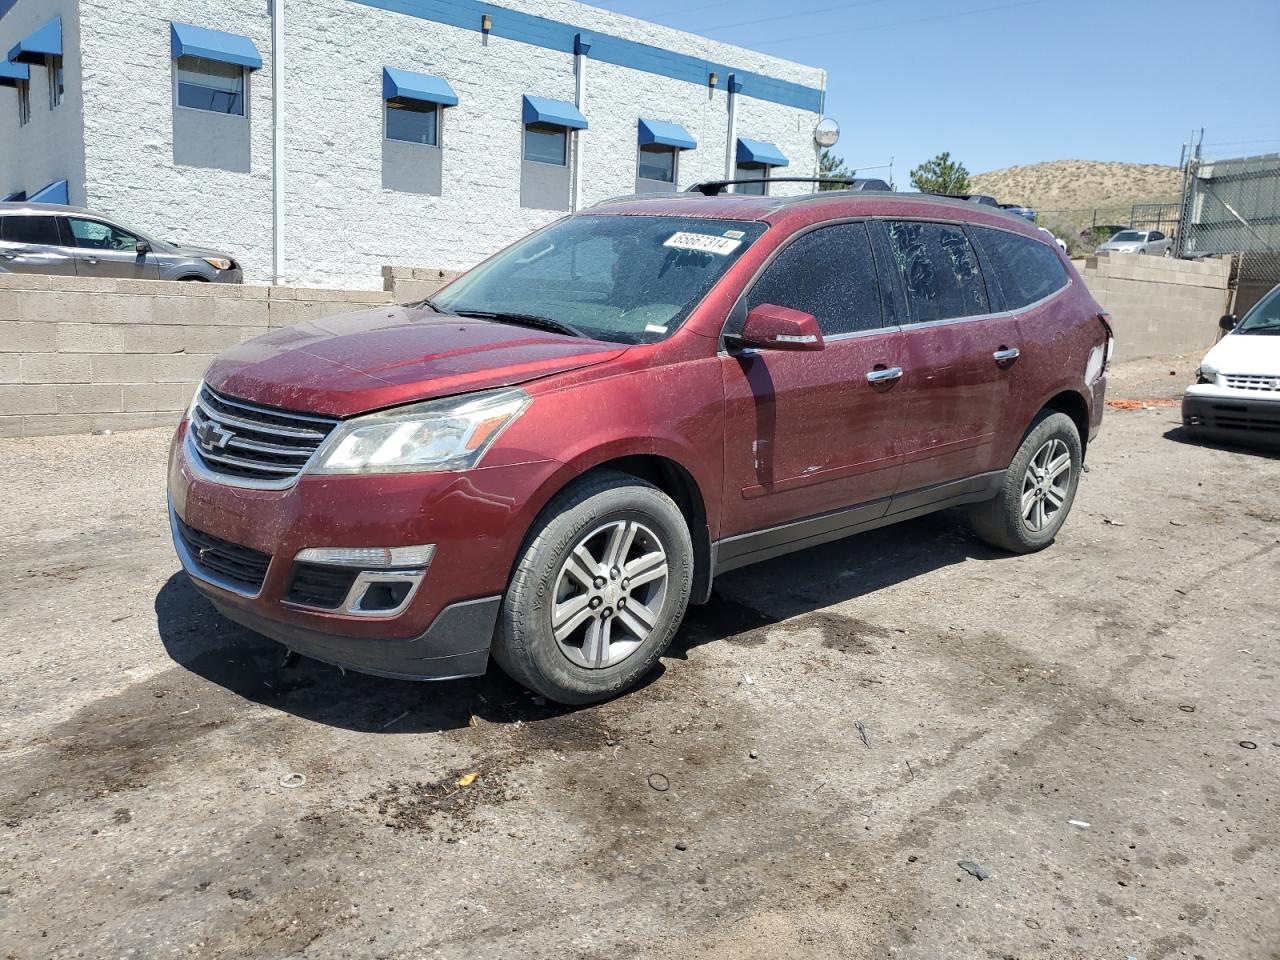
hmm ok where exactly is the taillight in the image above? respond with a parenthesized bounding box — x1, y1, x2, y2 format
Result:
(1097, 312, 1114, 370)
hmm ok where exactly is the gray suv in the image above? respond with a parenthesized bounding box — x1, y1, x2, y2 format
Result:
(0, 202, 243, 282)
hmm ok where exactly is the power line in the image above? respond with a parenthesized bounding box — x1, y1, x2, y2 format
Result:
(667, 0, 898, 32)
(749, 0, 1055, 48)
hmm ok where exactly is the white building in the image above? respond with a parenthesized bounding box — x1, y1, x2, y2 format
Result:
(0, 0, 827, 289)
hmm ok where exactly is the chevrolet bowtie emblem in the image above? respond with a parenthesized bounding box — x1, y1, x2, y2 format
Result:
(196, 420, 234, 451)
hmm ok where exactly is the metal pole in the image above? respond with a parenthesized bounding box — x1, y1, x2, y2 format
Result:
(724, 74, 737, 189)
(572, 48, 586, 212)
(271, 0, 285, 284)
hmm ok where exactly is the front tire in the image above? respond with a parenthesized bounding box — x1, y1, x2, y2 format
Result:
(969, 411, 1083, 553)
(492, 470, 693, 704)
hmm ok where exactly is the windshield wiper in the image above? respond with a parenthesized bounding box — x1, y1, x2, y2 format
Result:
(451, 309, 587, 339)
(409, 297, 445, 312)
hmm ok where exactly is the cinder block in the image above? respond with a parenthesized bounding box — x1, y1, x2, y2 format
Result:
(57, 323, 126, 353)
(0, 355, 19, 383)
(0, 415, 23, 438)
(0, 384, 57, 415)
(123, 324, 187, 354)
(154, 354, 214, 383)
(1, 321, 57, 353)
(22, 411, 161, 436)
(123, 382, 190, 412)
(56, 383, 123, 414)
(90, 353, 156, 383)
(181, 324, 253, 354)
(20, 353, 94, 384)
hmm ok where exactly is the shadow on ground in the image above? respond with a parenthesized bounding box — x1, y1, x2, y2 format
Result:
(157, 509, 1009, 733)
(1163, 425, 1280, 460)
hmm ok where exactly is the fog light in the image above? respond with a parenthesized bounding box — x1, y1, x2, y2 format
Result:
(295, 545, 436, 568)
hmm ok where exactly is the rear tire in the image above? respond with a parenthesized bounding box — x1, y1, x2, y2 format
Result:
(969, 411, 1083, 554)
(492, 470, 693, 704)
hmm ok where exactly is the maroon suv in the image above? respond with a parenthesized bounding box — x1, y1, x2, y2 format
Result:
(169, 190, 1112, 703)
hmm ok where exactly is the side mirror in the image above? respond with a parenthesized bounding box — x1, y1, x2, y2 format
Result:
(1219, 313, 1237, 331)
(135, 240, 151, 254)
(734, 304, 825, 352)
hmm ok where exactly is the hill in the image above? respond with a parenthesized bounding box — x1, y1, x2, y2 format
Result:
(969, 160, 1182, 213)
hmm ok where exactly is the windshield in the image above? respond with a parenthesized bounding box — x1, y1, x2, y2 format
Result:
(1236, 285, 1280, 335)
(1110, 231, 1144, 242)
(430, 215, 767, 344)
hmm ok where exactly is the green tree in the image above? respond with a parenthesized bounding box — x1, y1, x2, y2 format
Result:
(909, 151, 971, 195)
(819, 149, 852, 190)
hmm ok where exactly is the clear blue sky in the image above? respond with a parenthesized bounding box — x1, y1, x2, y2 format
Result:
(587, 0, 1280, 183)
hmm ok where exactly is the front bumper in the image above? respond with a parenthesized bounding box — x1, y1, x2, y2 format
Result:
(167, 420, 570, 679)
(1182, 388, 1280, 446)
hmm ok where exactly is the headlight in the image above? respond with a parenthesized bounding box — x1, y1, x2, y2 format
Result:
(184, 381, 203, 422)
(203, 257, 234, 271)
(1196, 362, 1218, 385)
(311, 388, 531, 475)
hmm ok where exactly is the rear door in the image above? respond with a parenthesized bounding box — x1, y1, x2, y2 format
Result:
(719, 220, 905, 538)
(0, 214, 79, 275)
(876, 219, 1024, 492)
(64, 216, 159, 279)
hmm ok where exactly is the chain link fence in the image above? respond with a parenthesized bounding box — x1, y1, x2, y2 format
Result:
(1177, 152, 1280, 316)
(1030, 204, 1181, 257)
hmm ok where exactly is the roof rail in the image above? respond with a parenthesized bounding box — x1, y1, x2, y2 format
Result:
(686, 176, 892, 197)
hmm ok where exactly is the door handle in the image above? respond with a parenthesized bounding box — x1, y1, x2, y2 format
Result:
(993, 346, 1021, 363)
(0, 253, 15, 261)
(86, 257, 99, 265)
(866, 366, 903, 384)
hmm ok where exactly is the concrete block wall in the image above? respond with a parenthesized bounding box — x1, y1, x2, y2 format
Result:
(0, 273, 394, 438)
(1077, 253, 1232, 361)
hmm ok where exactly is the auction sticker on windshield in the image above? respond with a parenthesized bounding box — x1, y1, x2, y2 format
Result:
(664, 232, 742, 256)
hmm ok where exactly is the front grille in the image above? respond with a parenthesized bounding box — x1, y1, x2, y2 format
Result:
(188, 384, 339, 486)
(1224, 374, 1280, 393)
(1188, 401, 1280, 435)
(175, 516, 272, 593)
(284, 563, 359, 609)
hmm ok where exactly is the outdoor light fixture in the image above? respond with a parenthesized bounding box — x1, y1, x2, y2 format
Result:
(481, 13, 492, 31)
(814, 117, 840, 149)
(708, 71, 718, 88)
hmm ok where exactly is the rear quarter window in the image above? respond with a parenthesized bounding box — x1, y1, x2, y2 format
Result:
(1, 215, 62, 246)
(972, 227, 1069, 309)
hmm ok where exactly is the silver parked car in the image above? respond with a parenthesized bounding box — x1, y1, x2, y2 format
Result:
(0, 202, 243, 282)
(1096, 229, 1173, 256)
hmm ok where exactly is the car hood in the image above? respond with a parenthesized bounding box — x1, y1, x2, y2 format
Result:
(203, 305, 627, 418)
(160, 242, 233, 261)
(1203, 330, 1280, 376)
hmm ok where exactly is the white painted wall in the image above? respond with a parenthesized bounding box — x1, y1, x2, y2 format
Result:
(0, 0, 88, 204)
(16, 0, 824, 289)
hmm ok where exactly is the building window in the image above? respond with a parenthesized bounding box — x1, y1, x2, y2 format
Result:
(17, 80, 31, 126)
(734, 163, 770, 195)
(524, 122, 568, 166)
(638, 144, 677, 183)
(175, 56, 246, 116)
(385, 99, 439, 146)
(46, 54, 64, 109)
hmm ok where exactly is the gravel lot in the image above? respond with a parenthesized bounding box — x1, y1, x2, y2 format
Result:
(1, 363, 1277, 960)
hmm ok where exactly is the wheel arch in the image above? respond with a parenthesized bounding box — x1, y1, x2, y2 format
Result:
(1039, 389, 1092, 457)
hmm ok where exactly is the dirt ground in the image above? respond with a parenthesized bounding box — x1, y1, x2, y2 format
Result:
(1, 359, 1277, 960)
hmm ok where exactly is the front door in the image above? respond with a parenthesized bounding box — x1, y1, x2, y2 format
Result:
(0, 213, 79, 275)
(876, 219, 1023, 492)
(65, 216, 159, 279)
(719, 221, 906, 539)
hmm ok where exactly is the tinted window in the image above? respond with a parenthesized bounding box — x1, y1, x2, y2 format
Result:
(747, 222, 884, 336)
(638, 144, 676, 183)
(973, 227, 1069, 309)
(67, 218, 140, 251)
(386, 100, 438, 145)
(2, 215, 62, 246)
(734, 163, 768, 195)
(524, 123, 567, 165)
(886, 220, 989, 323)
(176, 56, 245, 115)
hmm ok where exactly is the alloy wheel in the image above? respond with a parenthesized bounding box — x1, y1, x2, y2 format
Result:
(550, 520, 670, 669)
(1021, 438, 1072, 533)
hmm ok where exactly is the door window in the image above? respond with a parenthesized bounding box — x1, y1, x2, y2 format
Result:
(66, 218, 140, 251)
(971, 227, 1068, 309)
(1, 215, 61, 246)
(746, 222, 884, 336)
(885, 220, 990, 323)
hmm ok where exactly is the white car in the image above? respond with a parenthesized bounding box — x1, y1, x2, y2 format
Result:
(1096, 229, 1173, 256)
(1183, 283, 1280, 445)
(1038, 226, 1068, 253)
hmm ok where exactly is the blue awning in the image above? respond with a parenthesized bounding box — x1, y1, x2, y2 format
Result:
(638, 118, 696, 151)
(736, 137, 789, 168)
(383, 67, 458, 106)
(170, 22, 262, 70)
(8, 17, 61, 65)
(0, 60, 30, 87)
(2, 191, 27, 202)
(522, 95, 587, 130)
(28, 180, 68, 205)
